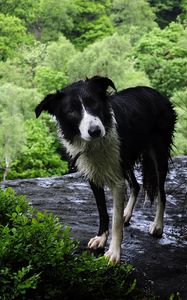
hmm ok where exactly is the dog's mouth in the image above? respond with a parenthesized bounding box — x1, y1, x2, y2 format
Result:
(81, 132, 105, 142)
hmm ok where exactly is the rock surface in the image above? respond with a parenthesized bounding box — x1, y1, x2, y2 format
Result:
(1, 156, 187, 299)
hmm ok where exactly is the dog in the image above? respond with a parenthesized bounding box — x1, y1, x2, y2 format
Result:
(35, 76, 176, 263)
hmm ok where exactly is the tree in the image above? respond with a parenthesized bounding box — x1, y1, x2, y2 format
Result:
(0, 83, 42, 180)
(67, 33, 150, 89)
(42, 35, 76, 72)
(8, 118, 69, 180)
(17, 41, 47, 77)
(0, 59, 33, 88)
(0, 83, 42, 120)
(34, 67, 68, 95)
(148, 0, 185, 28)
(0, 83, 68, 180)
(0, 41, 47, 89)
(31, 0, 75, 42)
(134, 22, 187, 96)
(65, 0, 114, 48)
(0, 13, 31, 61)
(33, 35, 76, 94)
(0, 111, 25, 181)
(0, 0, 39, 24)
(110, 0, 157, 43)
(172, 89, 187, 155)
(180, 0, 187, 22)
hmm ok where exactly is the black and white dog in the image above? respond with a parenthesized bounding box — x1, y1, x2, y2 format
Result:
(35, 76, 176, 263)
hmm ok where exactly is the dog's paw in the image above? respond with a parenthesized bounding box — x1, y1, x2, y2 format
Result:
(88, 232, 108, 249)
(104, 248, 121, 264)
(149, 222, 163, 237)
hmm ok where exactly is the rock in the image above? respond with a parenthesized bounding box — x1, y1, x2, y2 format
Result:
(1, 156, 187, 299)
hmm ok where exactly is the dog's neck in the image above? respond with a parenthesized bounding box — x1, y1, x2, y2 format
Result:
(62, 116, 123, 187)
(62, 114, 117, 159)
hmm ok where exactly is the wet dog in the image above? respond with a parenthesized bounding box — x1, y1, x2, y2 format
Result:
(35, 76, 176, 263)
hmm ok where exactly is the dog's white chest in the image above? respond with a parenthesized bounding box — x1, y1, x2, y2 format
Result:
(63, 126, 123, 187)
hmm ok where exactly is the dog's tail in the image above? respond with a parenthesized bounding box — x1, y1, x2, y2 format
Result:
(141, 89, 177, 203)
(141, 134, 175, 203)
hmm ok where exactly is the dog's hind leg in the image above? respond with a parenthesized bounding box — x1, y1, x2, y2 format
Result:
(123, 170, 140, 225)
(148, 147, 168, 237)
(88, 181, 109, 250)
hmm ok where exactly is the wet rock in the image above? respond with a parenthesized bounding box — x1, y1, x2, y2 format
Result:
(1, 156, 187, 299)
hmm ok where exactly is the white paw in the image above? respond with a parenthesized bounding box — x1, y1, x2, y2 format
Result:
(149, 222, 163, 237)
(104, 247, 121, 264)
(88, 232, 108, 249)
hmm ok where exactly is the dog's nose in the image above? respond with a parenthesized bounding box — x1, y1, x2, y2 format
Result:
(88, 126, 101, 138)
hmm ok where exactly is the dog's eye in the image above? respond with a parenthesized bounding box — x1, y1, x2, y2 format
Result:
(67, 110, 75, 116)
(67, 110, 79, 119)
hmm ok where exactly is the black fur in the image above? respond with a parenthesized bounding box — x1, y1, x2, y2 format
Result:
(35, 76, 177, 259)
(110, 86, 176, 200)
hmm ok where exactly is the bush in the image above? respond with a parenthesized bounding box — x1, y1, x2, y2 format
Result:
(172, 89, 187, 155)
(134, 23, 187, 96)
(0, 188, 142, 300)
(6, 118, 69, 180)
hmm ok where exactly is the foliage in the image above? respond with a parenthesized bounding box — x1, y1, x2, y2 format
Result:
(65, 0, 114, 49)
(34, 67, 68, 95)
(0, 83, 37, 179)
(111, 0, 157, 43)
(42, 35, 76, 71)
(0, 0, 39, 25)
(0, 188, 141, 300)
(0, 0, 187, 176)
(0, 187, 32, 226)
(0, 112, 25, 181)
(67, 33, 150, 89)
(0, 13, 31, 61)
(16, 42, 47, 78)
(34, 35, 75, 94)
(0, 59, 34, 89)
(172, 89, 187, 155)
(7, 118, 68, 180)
(134, 22, 187, 96)
(0, 83, 42, 120)
(148, 0, 186, 27)
(32, 0, 75, 42)
(0, 42, 46, 89)
(0, 84, 68, 180)
(151, 57, 187, 97)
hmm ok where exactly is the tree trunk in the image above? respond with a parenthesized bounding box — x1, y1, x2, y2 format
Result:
(3, 157, 10, 181)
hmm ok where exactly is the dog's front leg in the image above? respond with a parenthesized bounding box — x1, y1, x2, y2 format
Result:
(88, 181, 109, 250)
(105, 181, 126, 263)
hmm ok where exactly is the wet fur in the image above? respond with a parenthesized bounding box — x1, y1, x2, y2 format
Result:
(35, 76, 176, 263)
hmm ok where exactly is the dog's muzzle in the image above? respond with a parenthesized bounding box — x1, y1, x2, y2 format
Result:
(88, 125, 102, 138)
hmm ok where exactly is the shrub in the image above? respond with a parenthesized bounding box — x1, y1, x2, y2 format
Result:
(134, 23, 187, 96)
(0, 188, 142, 300)
(172, 89, 187, 155)
(6, 118, 69, 180)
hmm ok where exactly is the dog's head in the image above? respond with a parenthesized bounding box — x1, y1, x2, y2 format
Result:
(35, 76, 116, 142)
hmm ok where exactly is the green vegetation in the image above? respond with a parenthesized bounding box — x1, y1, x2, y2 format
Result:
(0, 0, 186, 180)
(0, 188, 146, 300)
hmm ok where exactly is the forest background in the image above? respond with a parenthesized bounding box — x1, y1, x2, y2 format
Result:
(0, 0, 187, 181)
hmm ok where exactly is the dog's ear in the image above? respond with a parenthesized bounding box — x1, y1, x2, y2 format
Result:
(35, 92, 62, 118)
(88, 76, 117, 93)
